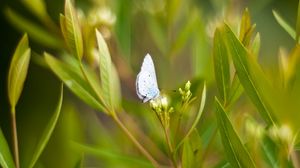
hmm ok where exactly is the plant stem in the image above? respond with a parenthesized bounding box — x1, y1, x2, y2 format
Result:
(112, 113, 160, 168)
(11, 107, 20, 168)
(163, 127, 178, 168)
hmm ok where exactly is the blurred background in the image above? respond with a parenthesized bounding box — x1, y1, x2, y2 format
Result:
(0, 0, 298, 167)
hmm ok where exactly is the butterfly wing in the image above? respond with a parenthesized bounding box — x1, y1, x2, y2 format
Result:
(136, 54, 160, 102)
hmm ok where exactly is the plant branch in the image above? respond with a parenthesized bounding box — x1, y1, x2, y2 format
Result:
(163, 127, 178, 168)
(111, 113, 161, 168)
(11, 107, 19, 168)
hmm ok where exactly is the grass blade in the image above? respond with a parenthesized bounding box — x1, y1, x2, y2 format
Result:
(215, 98, 256, 168)
(7, 34, 31, 110)
(213, 28, 230, 103)
(27, 84, 64, 168)
(0, 129, 15, 168)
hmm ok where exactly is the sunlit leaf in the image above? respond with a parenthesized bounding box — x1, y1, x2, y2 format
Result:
(175, 83, 206, 151)
(96, 29, 121, 111)
(4, 8, 62, 49)
(239, 8, 255, 47)
(44, 53, 106, 113)
(0, 129, 15, 168)
(27, 84, 64, 168)
(7, 34, 31, 110)
(250, 33, 261, 58)
(215, 98, 256, 168)
(60, 0, 83, 60)
(213, 28, 230, 103)
(72, 142, 153, 168)
(273, 10, 296, 40)
(221, 23, 277, 126)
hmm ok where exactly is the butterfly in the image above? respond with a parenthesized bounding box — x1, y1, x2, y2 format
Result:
(136, 54, 160, 103)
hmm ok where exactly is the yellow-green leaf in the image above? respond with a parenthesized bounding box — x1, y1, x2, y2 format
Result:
(5, 8, 62, 49)
(221, 23, 277, 126)
(44, 53, 106, 113)
(213, 28, 230, 103)
(7, 34, 31, 110)
(61, 0, 83, 60)
(273, 10, 296, 40)
(27, 84, 64, 168)
(215, 98, 256, 168)
(0, 129, 15, 168)
(96, 29, 121, 111)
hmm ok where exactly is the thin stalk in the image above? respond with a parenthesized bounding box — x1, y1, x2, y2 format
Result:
(11, 107, 19, 168)
(291, 150, 300, 168)
(163, 127, 178, 168)
(112, 113, 160, 168)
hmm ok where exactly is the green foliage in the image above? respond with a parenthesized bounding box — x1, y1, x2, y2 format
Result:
(215, 98, 256, 168)
(0, 129, 15, 168)
(220, 24, 277, 126)
(60, 0, 83, 60)
(96, 30, 121, 112)
(2, 0, 300, 167)
(44, 53, 106, 113)
(26, 84, 63, 168)
(7, 34, 31, 111)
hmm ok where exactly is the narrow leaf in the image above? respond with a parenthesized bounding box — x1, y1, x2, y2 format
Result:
(250, 33, 261, 58)
(182, 139, 193, 168)
(72, 142, 153, 168)
(273, 10, 296, 40)
(27, 84, 64, 168)
(8, 34, 31, 110)
(213, 28, 230, 103)
(61, 0, 83, 60)
(215, 98, 256, 168)
(296, 0, 300, 41)
(221, 23, 276, 126)
(0, 129, 15, 168)
(175, 83, 206, 151)
(44, 53, 106, 113)
(96, 30, 121, 111)
(4, 8, 62, 49)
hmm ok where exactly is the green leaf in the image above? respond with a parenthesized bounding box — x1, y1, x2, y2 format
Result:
(27, 84, 64, 168)
(272, 10, 296, 40)
(61, 0, 83, 60)
(22, 0, 47, 20)
(296, 0, 300, 42)
(96, 29, 121, 111)
(0, 129, 15, 168)
(4, 8, 62, 49)
(260, 135, 280, 168)
(215, 98, 256, 168)
(7, 34, 31, 110)
(227, 74, 243, 108)
(72, 142, 153, 168)
(250, 33, 261, 58)
(182, 138, 193, 168)
(175, 83, 206, 151)
(221, 23, 276, 126)
(213, 28, 230, 103)
(239, 8, 255, 46)
(44, 53, 106, 113)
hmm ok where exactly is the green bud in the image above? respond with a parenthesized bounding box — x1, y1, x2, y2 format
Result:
(185, 81, 191, 91)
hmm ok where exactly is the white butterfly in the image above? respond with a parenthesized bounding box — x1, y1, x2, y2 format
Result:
(136, 54, 160, 103)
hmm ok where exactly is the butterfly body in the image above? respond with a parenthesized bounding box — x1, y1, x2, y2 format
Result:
(136, 54, 160, 103)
